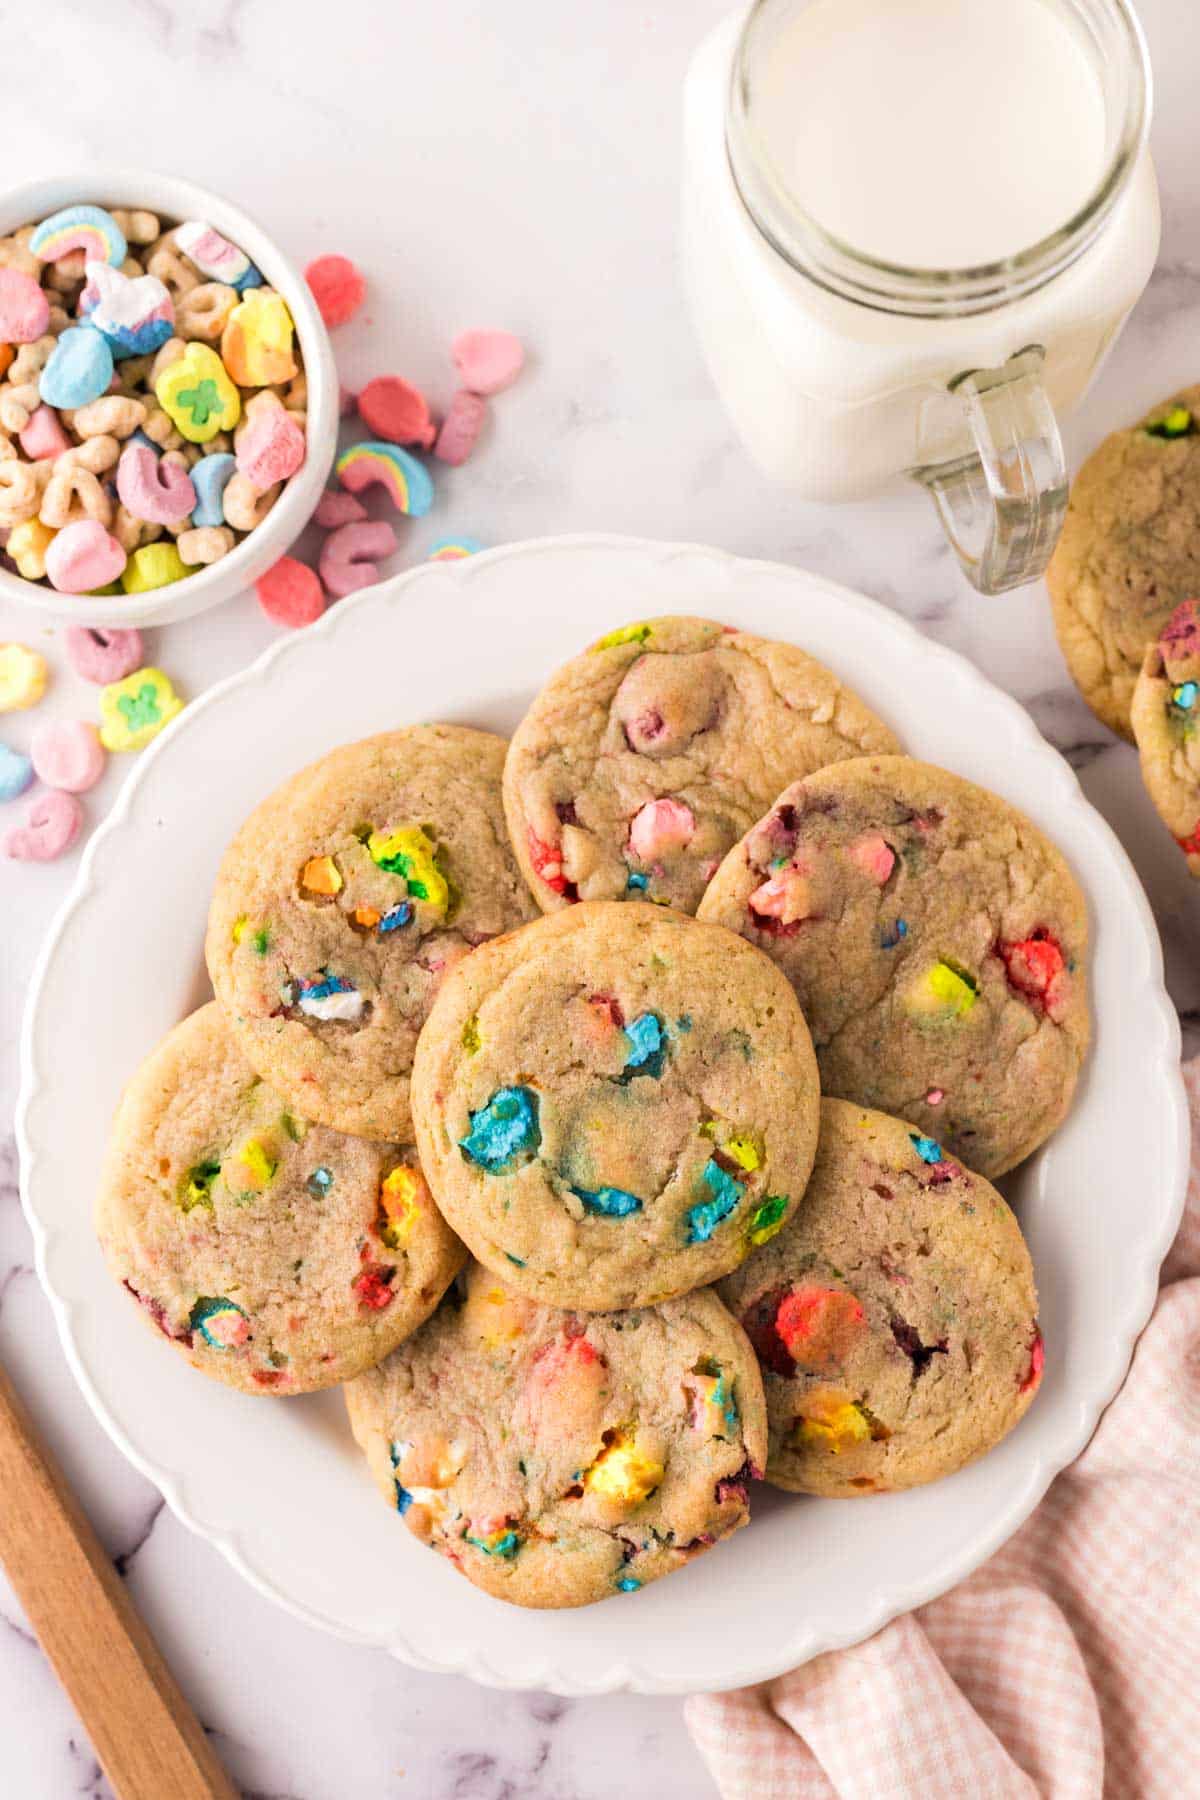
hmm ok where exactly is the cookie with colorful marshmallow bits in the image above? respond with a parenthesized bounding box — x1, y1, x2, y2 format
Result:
(720, 1099, 1043, 1497)
(205, 725, 537, 1143)
(344, 1260, 767, 1608)
(1046, 385, 1200, 739)
(1130, 598, 1200, 875)
(410, 900, 820, 1312)
(697, 756, 1089, 1178)
(95, 1004, 466, 1395)
(501, 615, 900, 916)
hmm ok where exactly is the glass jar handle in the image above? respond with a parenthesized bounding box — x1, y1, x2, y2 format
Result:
(916, 347, 1068, 595)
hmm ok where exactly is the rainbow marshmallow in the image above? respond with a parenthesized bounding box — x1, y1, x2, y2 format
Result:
(174, 220, 263, 291)
(30, 203, 126, 267)
(80, 262, 174, 357)
(336, 442, 434, 516)
(428, 536, 484, 561)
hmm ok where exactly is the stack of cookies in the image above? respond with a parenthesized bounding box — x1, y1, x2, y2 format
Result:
(96, 616, 1089, 1610)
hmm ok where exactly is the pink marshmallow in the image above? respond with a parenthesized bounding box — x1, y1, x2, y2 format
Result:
(116, 443, 195, 526)
(451, 328, 525, 396)
(64, 625, 143, 684)
(236, 408, 306, 491)
(3, 788, 82, 862)
(313, 489, 368, 530)
(434, 389, 486, 466)
(44, 519, 127, 594)
(627, 797, 695, 861)
(749, 869, 813, 926)
(848, 832, 895, 885)
(0, 267, 51, 345)
(19, 404, 73, 461)
(318, 519, 398, 599)
(31, 720, 106, 793)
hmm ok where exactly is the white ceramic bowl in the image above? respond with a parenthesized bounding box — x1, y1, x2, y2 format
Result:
(0, 168, 337, 628)
(18, 538, 1187, 1695)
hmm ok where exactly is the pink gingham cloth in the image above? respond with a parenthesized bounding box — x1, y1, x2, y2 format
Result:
(685, 1059, 1200, 1800)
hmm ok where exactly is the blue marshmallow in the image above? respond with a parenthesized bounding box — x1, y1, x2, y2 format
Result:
(190, 453, 238, 527)
(0, 742, 34, 803)
(459, 1086, 541, 1174)
(684, 1159, 744, 1244)
(38, 325, 113, 410)
(571, 1183, 644, 1218)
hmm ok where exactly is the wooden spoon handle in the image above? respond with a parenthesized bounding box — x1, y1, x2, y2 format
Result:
(0, 1360, 238, 1800)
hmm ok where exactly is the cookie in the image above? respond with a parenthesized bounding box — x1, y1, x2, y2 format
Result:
(206, 725, 537, 1141)
(1047, 387, 1200, 740)
(697, 756, 1089, 1178)
(1130, 598, 1200, 875)
(502, 615, 900, 915)
(344, 1261, 767, 1608)
(719, 1099, 1042, 1496)
(410, 901, 820, 1311)
(95, 1004, 466, 1394)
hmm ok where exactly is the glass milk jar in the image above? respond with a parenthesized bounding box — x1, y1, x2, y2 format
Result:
(682, 0, 1159, 592)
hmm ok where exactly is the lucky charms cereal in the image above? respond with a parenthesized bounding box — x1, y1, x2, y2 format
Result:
(0, 202, 307, 597)
(0, 642, 48, 710)
(2, 787, 82, 861)
(98, 666, 184, 751)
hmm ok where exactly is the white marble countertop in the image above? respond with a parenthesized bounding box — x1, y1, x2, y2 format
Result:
(1, 0, 1197, 1793)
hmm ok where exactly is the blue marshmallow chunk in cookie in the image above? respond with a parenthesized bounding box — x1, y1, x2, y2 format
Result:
(684, 1159, 745, 1243)
(622, 1011, 665, 1077)
(571, 1183, 644, 1218)
(189, 1295, 250, 1349)
(459, 1086, 541, 1173)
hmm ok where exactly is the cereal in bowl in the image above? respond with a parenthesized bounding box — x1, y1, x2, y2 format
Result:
(0, 202, 306, 598)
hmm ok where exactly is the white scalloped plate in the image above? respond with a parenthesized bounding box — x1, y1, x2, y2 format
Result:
(18, 536, 1187, 1696)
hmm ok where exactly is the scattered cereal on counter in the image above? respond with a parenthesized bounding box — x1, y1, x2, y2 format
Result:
(0, 741, 34, 803)
(318, 520, 398, 598)
(65, 625, 143, 685)
(335, 441, 434, 515)
(451, 328, 525, 395)
(304, 253, 366, 328)
(357, 375, 436, 448)
(428, 537, 484, 560)
(313, 489, 367, 530)
(30, 719, 105, 793)
(256, 556, 325, 627)
(98, 666, 183, 751)
(433, 389, 486, 466)
(0, 643, 48, 711)
(2, 787, 82, 861)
